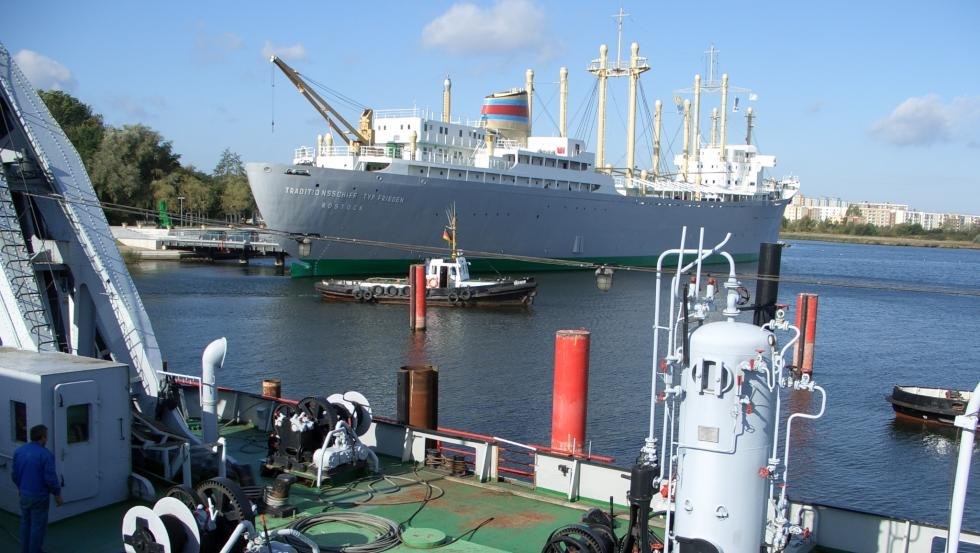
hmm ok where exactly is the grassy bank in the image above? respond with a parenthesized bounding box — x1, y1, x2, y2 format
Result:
(779, 231, 980, 249)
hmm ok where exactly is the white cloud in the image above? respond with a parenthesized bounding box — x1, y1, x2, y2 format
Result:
(195, 28, 244, 62)
(870, 94, 980, 147)
(109, 95, 167, 120)
(261, 41, 308, 62)
(422, 0, 560, 60)
(13, 50, 77, 91)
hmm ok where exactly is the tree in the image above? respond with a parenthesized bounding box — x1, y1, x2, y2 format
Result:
(179, 169, 215, 220)
(213, 148, 244, 178)
(220, 175, 254, 220)
(89, 125, 180, 219)
(38, 90, 105, 170)
(845, 204, 863, 217)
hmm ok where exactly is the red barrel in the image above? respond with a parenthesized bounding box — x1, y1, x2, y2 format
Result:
(551, 329, 590, 453)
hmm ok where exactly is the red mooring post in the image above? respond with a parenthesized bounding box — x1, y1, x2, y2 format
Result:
(793, 293, 819, 375)
(410, 264, 426, 331)
(551, 329, 590, 453)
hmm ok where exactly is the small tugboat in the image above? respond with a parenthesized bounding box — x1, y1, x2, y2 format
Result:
(314, 207, 537, 307)
(887, 385, 977, 426)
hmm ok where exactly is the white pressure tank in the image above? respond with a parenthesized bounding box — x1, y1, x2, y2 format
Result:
(672, 320, 775, 553)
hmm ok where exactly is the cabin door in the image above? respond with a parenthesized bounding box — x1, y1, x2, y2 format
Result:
(53, 380, 99, 502)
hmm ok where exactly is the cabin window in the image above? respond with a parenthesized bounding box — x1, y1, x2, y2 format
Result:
(570, 161, 580, 170)
(66, 404, 90, 443)
(518, 155, 529, 164)
(531, 157, 543, 166)
(11, 400, 26, 442)
(504, 154, 515, 163)
(459, 130, 463, 137)
(545, 158, 556, 168)
(559, 160, 568, 169)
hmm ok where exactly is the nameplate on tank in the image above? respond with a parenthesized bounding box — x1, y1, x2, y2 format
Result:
(698, 425, 720, 443)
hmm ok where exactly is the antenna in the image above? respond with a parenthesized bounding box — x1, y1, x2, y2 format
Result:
(613, 8, 628, 67)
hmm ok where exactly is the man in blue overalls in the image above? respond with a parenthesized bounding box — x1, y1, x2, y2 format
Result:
(12, 425, 62, 553)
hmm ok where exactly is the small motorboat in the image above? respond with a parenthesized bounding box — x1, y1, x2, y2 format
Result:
(886, 386, 976, 426)
(314, 205, 536, 308)
(314, 255, 536, 307)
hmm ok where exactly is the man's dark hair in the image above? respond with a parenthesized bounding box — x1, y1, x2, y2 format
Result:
(29, 425, 47, 442)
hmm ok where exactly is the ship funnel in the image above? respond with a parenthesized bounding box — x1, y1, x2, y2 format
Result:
(481, 89, 530, 145)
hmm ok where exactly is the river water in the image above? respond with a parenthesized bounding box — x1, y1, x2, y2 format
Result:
(129, 240, 980, 531)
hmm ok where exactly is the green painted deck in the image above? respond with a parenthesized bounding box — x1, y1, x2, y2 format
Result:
(0, 423, 665, 553)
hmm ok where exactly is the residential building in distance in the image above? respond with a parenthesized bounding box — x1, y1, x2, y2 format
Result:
(784, 194, 977, 231)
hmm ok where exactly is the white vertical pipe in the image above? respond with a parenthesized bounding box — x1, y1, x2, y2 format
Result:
(652, 100, 662, 181)
(525, 69, 534, 136)
(719, 74, 729, 162)
(681, 100, 691, 183)
(627, 43, 641, 185)
(201, 337, 227, 445)
(692, 74, 702, 194)
(946, 381, 980, 553)
(596, 45, 609, 170)
(710, 108, 718, 147)
(559, 67, 568, 138)
(442, 77, 451, 123)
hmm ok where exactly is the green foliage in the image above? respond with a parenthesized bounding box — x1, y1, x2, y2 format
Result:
(782, 217, 975, 242)
(38, 90, 105, 170)
(38, 91, 255, 225)
(220, 175, 255, 220)
(89, 124, 180, 218)
(845, 204, 863, 217)
(213, 148, 245, 178)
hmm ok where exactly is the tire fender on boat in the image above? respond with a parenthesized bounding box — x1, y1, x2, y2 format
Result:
(448, 291, 460, 303)
(386, 285, 398, 296)
(459, 288, 472, 301)
(372, 285, 384, 296)
(353, 289, 364, 301)
(363, 290, 374, 302)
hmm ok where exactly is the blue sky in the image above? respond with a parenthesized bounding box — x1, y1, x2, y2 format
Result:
(5, 1, 979, 214)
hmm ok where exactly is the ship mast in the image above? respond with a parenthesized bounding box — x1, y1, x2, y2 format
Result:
(588, 9, 649, 179)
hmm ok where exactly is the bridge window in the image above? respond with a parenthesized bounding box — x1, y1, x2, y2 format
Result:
(518, 155, 529, 164)
(531, 157, 543, 166)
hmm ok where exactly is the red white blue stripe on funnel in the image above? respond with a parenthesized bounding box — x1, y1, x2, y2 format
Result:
(481, 96, 529, 123)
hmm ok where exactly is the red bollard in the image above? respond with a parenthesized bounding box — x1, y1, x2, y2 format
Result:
(793, 293, 818, 374)
(551, 329, 590, 453)
(410, 264, 426, 331)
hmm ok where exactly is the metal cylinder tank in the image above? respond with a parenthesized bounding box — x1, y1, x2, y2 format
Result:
(481, 90, 529, 144)
(673, 321, 775, 553)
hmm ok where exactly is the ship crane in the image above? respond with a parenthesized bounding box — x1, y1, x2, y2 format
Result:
(270, 55, 374, 148)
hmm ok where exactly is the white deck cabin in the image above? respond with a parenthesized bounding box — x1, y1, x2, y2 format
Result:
(293, 109, 797, 203)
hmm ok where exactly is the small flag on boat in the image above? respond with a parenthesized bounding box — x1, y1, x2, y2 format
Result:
(442, 229, 451, 242)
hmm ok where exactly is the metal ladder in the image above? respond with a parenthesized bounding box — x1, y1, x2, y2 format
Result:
(0, 171, 57, 351)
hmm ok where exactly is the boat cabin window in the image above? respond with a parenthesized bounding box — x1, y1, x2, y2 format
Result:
(459, 130, 463, 137)
(67, 404, 90, 444)
(570, 161, 581, 170)
(545, 158, 556, 168)
(518, 155, 529, 164)
(11, 400, 26, 442)
(531, 156, 543, 166)
(559, 160, 568, 169)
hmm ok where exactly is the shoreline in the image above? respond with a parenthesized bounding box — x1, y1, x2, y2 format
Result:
(779, 231, 980, 249)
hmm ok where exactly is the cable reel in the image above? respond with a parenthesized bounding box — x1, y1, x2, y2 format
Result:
(122, 497, 202, 553)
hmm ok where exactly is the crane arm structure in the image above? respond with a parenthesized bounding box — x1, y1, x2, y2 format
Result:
(271, 55, 373, 147)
